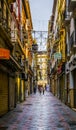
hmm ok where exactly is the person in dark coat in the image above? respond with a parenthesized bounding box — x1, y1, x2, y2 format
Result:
(34, 86, 36, 94)
(43, 87, 45, 95)
(38, 86, 42, 95)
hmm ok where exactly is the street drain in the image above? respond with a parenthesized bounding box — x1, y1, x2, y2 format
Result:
(68, 121, 76, 126)
(57, 124, 63, 128)
(25, 104, 32, 105)
(54, 104, 62, 106)
(67, 121, 76, 129)
(0, 127, 8, 130)
(14, 110, 23, 112)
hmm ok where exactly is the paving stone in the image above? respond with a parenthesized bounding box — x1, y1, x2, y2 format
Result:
(0, 92, 76, 130)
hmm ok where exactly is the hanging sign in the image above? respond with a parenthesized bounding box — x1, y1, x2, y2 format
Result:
(54, 52, 62, 59)
(32, 44, 38, 53)
(0, 48, 10, 60)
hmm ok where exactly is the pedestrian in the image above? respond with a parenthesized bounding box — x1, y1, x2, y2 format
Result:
(45, 83, 46, 91)
(43, 87, 45, 95)
(34, 86, 36, 94)
(39, 86, 42, 95)
(46, 83, 50, 92)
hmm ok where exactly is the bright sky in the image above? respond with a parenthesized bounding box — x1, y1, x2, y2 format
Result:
(29, 0, 53, 51)
(29, 0, 53, 31)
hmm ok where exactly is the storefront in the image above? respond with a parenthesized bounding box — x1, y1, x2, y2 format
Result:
(20, 73, 25, 102)
(57, 64, 65, 102)
(67, 55, 76, 108)
(0, 71, 9, 116)
(28, 69, 33, 94)
(9, 76, 16, 110)
(72, 69, 76, 108)
(65, 62, 70, 105)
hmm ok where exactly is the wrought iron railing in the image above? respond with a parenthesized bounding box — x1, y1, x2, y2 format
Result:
(69, 31, 74, 49)
(0, 16, 11, 37)
(69, 31, 76, 50)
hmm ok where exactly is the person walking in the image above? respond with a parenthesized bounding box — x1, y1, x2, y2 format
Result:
(38, 86, 42, 95)
(34, 86, 36, 94)
(43, 87, 45, 95)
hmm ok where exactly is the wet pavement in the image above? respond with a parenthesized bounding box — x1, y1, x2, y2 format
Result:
(0, 91, 76, 130)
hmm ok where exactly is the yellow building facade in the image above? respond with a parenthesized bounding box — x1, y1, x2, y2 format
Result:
(49, 0, 66, 101)
(22, 0, 33, 95)
(37, 52, 47, 87)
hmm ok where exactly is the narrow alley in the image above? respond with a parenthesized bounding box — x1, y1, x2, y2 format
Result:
(0, 91, 76, 130)
(0, 1, 76, 130)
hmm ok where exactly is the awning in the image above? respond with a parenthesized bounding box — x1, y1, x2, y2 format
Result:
(0, 48, 10, 60)
(0, 55, 22, 72)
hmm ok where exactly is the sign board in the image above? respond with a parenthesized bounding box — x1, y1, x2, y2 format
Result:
(54, 52, 62, 59)
(32, 44, 38, 53)
(0, 48, 10, 60)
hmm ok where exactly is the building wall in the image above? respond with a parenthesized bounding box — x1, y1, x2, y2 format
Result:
(49, 0, 76, 109)
(48, 0, 66, 102)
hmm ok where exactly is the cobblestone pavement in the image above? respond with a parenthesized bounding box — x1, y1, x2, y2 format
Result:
(0, 92, 76, 130)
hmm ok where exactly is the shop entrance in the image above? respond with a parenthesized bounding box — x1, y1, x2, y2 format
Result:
(73, 69, 76, 108)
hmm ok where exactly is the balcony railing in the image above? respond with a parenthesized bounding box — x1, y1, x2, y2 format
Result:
(0, 17, 11, 38)
(64, 10, 70, 25)
(68, 0, 76, 11)
(69, 31, 76, 51)
(11, 30, 18, 43)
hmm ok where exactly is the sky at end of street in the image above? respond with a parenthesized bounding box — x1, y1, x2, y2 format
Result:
(29, 0, 53, 31)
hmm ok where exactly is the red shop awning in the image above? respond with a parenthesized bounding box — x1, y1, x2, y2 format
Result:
(0, 48, 10, 60)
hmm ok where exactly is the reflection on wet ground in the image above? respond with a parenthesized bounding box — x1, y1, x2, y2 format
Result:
(0, 92, 76, 130)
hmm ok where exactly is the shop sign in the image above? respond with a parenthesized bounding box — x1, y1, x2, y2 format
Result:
(54, 52, 62, 59)
(57, 66, 62, 74)
(32, 44, 38, 53)
(0, 48, 10, 60)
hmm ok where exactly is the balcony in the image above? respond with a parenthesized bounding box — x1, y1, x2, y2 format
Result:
(64, 11, 70, 25)
(0, 22, 13, 50)
(28, 65, 33, 75)
(69, 31, 76, 51)
(68, 0, 76, 11)
(0, 17, 11, 36)
(65, 16, 70, 25)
